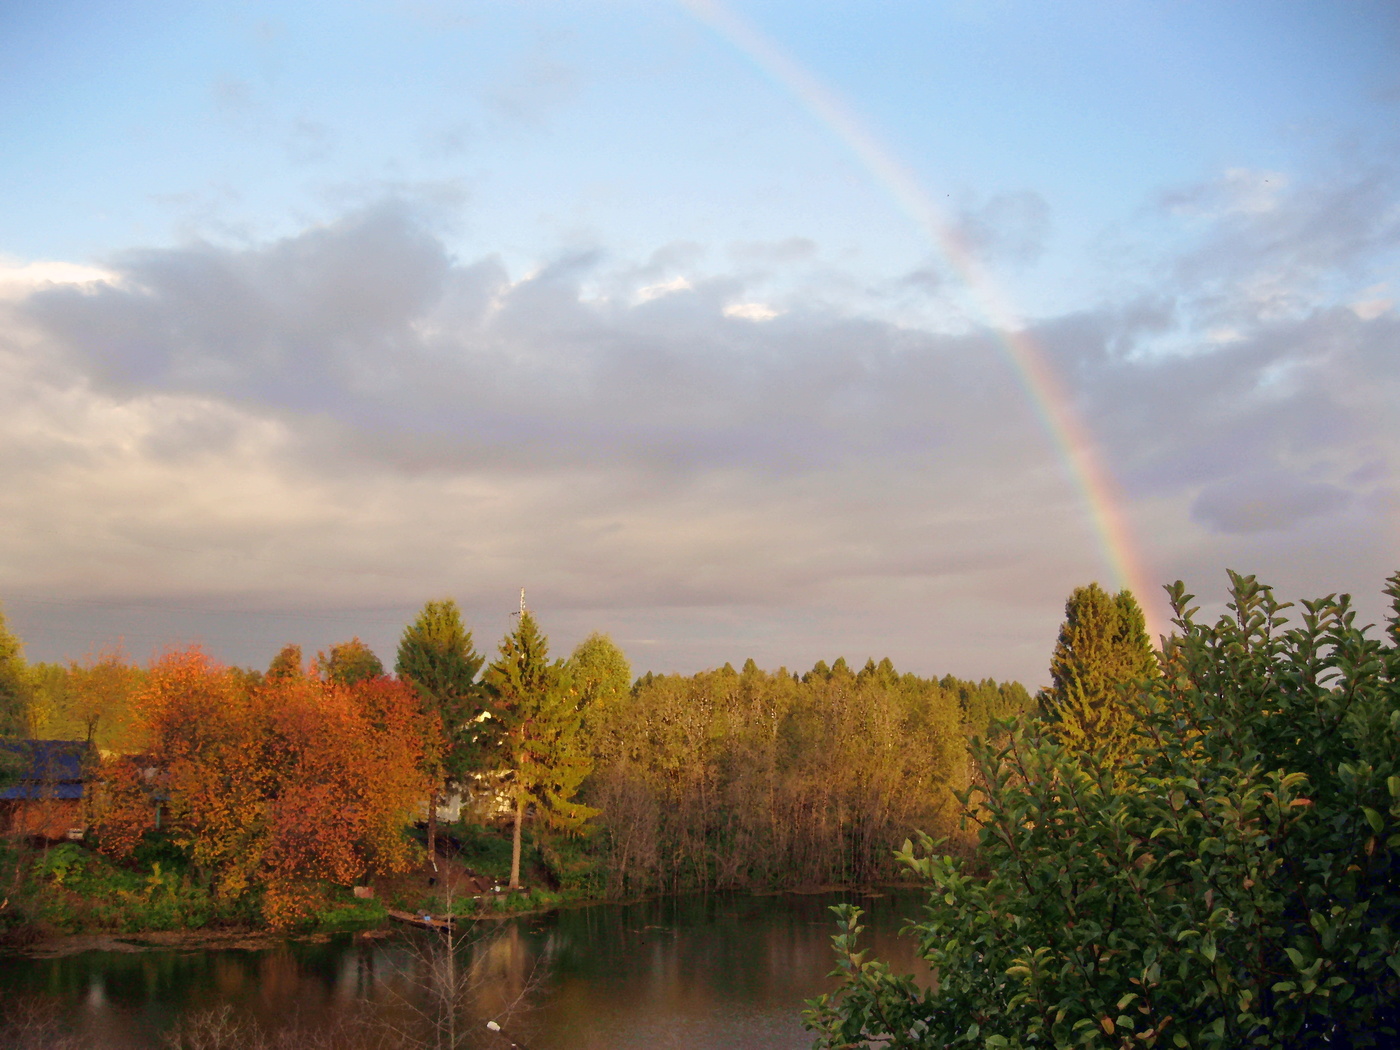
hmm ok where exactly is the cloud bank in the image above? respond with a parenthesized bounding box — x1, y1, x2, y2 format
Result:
(2, 168, 1396, 684)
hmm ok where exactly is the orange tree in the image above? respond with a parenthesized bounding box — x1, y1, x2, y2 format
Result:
(97, 647, 432, 927)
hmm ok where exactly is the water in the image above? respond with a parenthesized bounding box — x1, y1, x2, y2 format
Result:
(0, 889, 932, 1049)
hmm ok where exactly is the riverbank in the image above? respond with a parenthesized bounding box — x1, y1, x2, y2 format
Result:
(3, 824, 927, 957)
(0, 830, 596, 953)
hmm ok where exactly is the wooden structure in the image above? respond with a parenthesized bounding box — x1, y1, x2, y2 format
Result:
(387, 908, 457, 932)
(0, 740, 92, 839)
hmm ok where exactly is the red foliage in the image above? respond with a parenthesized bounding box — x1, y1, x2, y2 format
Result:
(107, 647, 432, 927)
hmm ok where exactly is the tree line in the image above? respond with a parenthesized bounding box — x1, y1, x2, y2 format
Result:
(0, 596, 1033, 924)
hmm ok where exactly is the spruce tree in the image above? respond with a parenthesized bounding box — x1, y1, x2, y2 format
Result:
(395, 599, 486, 859)
(485, 608, 596, 889)
(1039, 582, 1157, 761)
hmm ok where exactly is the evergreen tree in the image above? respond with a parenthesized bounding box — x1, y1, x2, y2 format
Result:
(396, 599, 486, 860)
(485, 608, 596, 889)
(1039, 582, 1157, 760)
(396, 599, 487, 776)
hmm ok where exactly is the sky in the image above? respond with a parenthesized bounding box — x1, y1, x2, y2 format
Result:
(1, 0, 1398, 687)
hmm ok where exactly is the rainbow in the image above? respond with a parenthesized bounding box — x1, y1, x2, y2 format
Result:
(680, 0, 1162, 638)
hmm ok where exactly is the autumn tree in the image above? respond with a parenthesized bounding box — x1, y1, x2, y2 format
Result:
(484, 608, 596, 889)
(318, 637, 385, 686)
(396, 599, 487, 857)
(266, 644, 304, 680)
(0, 602, 33, 737)
(567, 632, 631, 708)
(99, 647, 431, 927)
(1038, 582, 1157, 762)
(583, 656, 977, 897)
(63, 648, 144, 749)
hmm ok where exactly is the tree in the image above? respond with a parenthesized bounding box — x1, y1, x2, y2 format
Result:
(266, 644, 305, 681)
(98, 647, 431, 927)
(1039, 582, 1157, 761)
(807, 571, 1400, 1049)
(0, 602, 33, 737)
(63, 648, 143, 749)
(396, 599, 486, 860)
(484, 608, 596, 890)
(567, 632, 632, 711)
(318, 637, 385, 686)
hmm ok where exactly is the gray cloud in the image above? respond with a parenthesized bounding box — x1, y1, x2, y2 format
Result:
(3, 171, 1398, 683)
(1191, 473, 1353, 534)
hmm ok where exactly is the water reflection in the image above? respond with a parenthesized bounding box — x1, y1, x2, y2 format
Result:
(0, 890, 930, 1049)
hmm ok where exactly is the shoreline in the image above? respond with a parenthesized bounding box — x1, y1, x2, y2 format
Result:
(6, 881, 928, 959)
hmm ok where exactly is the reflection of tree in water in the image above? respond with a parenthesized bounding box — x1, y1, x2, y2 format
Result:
(375, 919, 548, 1050)
(0, 921, 550, 1050)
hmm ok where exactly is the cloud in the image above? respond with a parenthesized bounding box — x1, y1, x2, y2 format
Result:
(1191, 472, 1353, 534)
(952, 191, 1051, 266)
(1158, 166, 1400, 328)
(3, 176, 1398, 682)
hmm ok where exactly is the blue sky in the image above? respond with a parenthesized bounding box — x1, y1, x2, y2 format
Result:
(2, 0, 1398, 684)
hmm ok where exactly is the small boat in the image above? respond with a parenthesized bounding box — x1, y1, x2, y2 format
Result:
(387, 908, 457, 931)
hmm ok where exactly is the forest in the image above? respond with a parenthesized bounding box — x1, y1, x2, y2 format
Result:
(0, 597, 1031, 931)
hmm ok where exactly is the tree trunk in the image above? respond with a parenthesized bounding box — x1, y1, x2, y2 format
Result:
(509, 790, 524, 889)
(427, 787, 438, 872)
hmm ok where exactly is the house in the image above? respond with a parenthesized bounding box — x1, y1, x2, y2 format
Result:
(0, 739, 93, 839)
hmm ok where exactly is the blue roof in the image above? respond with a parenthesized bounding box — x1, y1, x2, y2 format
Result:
(0, 739, 91, 801)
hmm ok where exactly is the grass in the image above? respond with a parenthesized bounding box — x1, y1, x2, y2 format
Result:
(2, 820, 610, 941)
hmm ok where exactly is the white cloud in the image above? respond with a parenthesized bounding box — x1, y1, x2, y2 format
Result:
(0, 260, 115, 299)
(637, 275, 691, 302)
(1351, 283, 1394, 320)
(722, 301, 780, 321)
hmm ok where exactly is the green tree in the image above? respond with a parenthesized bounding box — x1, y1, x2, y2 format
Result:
(1039, 582, 1157, 761)
(567, 632, 632, 709)
(318, 637, 385, 687)
(266, 644, 305, 680)
(0, 602, 33, 737)
(485, 608, 596, 889)
(807, 571, 1400, 1049)
(396, 599, 486, 859)
(396, 600, 487, 773)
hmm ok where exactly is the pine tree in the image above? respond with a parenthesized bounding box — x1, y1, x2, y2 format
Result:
(396, 600, 486, 860)
(485, 608, 596, 889)
(1039, 582, 1157, 761)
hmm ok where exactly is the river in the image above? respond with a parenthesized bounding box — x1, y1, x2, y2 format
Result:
(0, 889, 932, 1049)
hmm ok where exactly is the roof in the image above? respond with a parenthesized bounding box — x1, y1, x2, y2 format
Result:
(0, 739, 92, 801)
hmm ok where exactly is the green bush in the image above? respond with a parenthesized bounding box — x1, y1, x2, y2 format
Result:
(35, 843, 87, 885)
(807, 572, 1400, 1049)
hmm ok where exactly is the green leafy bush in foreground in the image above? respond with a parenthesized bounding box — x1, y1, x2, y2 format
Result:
(807, 571, 1400, 1049)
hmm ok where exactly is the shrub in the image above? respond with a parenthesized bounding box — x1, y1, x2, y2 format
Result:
(807, 571, 1400, 1049)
